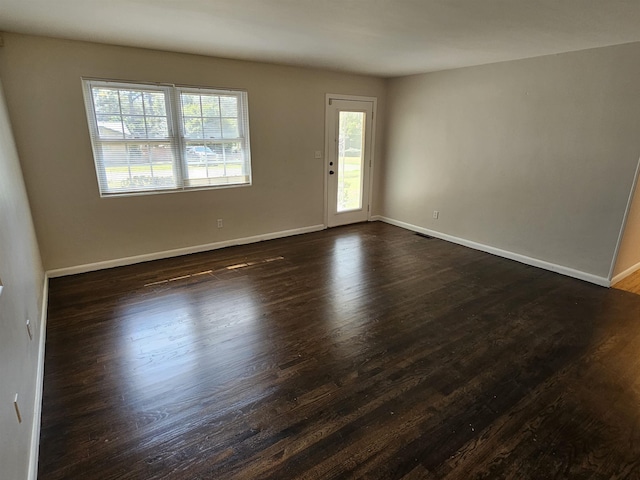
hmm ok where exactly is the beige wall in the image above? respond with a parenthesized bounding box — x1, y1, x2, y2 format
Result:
(0, 79, 45, 479)
(382, 43, 640, 279)
(0, 33, 386, 271)
(613, 168, 640, 278)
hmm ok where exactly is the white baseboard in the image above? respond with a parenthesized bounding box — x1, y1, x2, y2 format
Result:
(47, 224, 326, 278)
(611, 260, 640, 286)
(28, 274, 48, 480)
(371, 215, 610, 287)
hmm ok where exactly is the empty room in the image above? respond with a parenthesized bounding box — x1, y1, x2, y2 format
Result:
(3, 1, 640, 479)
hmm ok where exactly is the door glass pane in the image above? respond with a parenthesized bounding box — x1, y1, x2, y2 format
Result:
(337, 111, 365, 212)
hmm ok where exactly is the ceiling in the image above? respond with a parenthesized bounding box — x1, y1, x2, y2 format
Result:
(1, 0, 640, 77)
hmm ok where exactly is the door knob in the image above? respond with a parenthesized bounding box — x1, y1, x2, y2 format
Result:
(329, 170, 335, 175)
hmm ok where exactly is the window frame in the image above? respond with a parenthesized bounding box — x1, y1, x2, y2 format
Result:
(82, 78, 252, 197)
(176, 85, 252, 190)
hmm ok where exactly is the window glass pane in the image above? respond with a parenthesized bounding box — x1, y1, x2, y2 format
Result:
(185, 142, 217, 179)
(93, 88, 121, 114)
(119, 91, 144, 115)
(224, 143, 244, 176)
(143, 92, 166, 116)
(101, 142, 177, 192)
(203, 118, 222, 139)
(96, 115, 125, 139)
(147, 145, 177, 187)
(181, 94, 202, 117)
(146, 117, 168, 139)
(220, 96, 238, 117)
(123, 116, 146, 137)
(225, 142, 242, 158)
(183, 117, 203, 139)
(201, 95, 220, 117)
(221, 118, 239, 138)
(131, 163, 153, 180)
(185, 143, 216, 165)
(210, 143, 223, 158)
(149, 145, 175, 166)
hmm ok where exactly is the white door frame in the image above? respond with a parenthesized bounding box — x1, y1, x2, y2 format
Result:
(324, 93, 378, 227)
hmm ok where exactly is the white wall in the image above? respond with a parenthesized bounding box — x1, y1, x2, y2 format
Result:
(0, 78, 46, 479)
(0, 33, 386, 272)
(382, 42, 640, 280)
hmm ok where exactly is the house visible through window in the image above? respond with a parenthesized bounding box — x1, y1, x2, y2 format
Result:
(82, 79, 251, 196)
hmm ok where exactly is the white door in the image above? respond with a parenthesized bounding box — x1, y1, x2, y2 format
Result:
(326, 97, 375, 227)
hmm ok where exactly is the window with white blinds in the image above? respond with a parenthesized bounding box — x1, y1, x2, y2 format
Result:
(82, 79, 252, 196)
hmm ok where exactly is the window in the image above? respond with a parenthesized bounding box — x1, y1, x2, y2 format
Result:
(82, 79, 251, 196)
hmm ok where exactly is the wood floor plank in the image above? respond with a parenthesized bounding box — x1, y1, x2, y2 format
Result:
(614, 269, 640, 296)
(39, 222, 640, 479)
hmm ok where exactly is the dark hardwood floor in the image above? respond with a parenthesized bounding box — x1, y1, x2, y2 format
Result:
(40, 222, 640, 479)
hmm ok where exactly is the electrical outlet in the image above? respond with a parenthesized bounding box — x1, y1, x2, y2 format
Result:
(14, 394, 21, 423)
(314, 150, 322, 159)
(26, 319, 33, 341)
(217, 219, 223, 228)
(433, 210, 439, 219)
